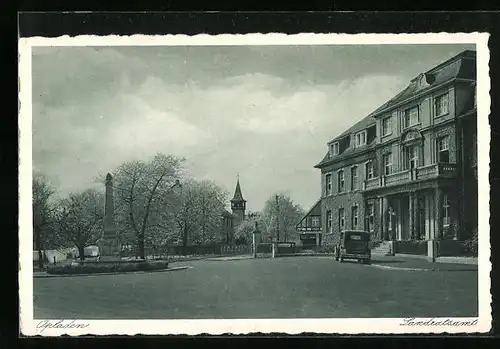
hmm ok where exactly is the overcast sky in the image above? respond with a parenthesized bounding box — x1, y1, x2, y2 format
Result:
(32, 43, 475, 212)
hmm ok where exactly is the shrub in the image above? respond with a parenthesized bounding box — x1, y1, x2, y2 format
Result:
(463, 229, 478, 257)
(395, 240, 428, 255)
(46, 260, 169, 275)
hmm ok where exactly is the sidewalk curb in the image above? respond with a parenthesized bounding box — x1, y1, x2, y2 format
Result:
(393, 253, 478, 265)
(34, 266, 191, 278)
(370, 264, 477, 272)
(206, 255, 254, 261)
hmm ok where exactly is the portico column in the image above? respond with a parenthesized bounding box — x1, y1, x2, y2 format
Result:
(451, 190, 459, 240)
(378, 197, 384, 240)
(383, 197, 390, 240)
(380, 197, 389, 240)
(409, 192, 416, 240)
(435, 187, 443, 239)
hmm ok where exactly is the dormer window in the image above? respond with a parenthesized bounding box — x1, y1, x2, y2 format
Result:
(329, 142, 339, 156)
(355, 130, 367, 147)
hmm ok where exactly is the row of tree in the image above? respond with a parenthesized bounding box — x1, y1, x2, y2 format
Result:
(234, 194, 305, 245)
(33, 153, 228, 264)
(33, 152, 306, 265)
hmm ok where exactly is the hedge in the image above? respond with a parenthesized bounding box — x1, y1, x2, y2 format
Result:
(395, 240, 428, 255)
(438, 240, 475, 257)
(46, 260, 169, 275)
(463, 229, 478, 257)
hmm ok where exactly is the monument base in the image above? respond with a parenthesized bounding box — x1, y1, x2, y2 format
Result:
(98, 238, 121, 261)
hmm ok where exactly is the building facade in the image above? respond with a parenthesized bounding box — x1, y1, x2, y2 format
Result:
(295, 199, 322, 247)
(299, 50, 477, 246)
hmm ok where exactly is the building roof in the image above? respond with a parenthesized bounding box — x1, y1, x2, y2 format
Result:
(231, 178, 245, 202)
(316, 49, 476, 168)
(367, 50, 476, 118)
(329, 115, 377, 144)
(296, 199, 322, 226)
(315, 140, 377, 168)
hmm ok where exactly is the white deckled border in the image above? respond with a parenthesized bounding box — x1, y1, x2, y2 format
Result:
(19, 32, 491, 336)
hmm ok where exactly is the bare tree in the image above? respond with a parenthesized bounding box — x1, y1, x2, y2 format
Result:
(32, 172, 57, 269)
(172, 180, 201, 248)
(113, 153, 184, 259)
(194, 180, 228, 245)
(56, 189, 104, 261)
(170, 179, 228, 247)
(261, 194, 305, 243)
(234, 214, 263, 244)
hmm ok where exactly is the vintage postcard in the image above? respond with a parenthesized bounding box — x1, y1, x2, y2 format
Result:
(19, 33, 491, 335)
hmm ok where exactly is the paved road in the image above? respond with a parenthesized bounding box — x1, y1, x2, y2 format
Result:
(33, 256, 478, 319)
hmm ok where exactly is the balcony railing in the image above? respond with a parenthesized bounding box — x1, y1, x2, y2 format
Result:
(296, 226, 322, 232)
(363, 163, 457, 190)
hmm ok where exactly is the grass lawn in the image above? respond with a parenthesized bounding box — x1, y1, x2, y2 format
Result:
(33, 256, 478, 319)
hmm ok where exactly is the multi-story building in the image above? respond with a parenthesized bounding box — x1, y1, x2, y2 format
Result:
(298, 50, 477, 247)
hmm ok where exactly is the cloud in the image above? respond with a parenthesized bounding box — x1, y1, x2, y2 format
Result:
(108, 94, 213, 158)
(30, 44, 474, 211)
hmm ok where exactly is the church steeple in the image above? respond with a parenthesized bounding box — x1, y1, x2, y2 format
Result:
(232, 175, 244, 201)
(231, 175, 246, 225)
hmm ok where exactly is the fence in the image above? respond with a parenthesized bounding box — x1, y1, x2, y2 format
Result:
(255, 242, 300, 255)
(143, 244, 251, 257)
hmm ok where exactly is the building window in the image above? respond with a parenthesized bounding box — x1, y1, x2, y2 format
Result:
(327, 210, 332, 231)
(365, 161, 374, 179)
(407, 145, 419, 169)
(355, 130, 367, 147)
(312, 216, 320, 227)
(434, 92, 449, 117)
(338, 208, 345, 231)
(366, 204, 374, 232)
(329, 142, 339, 156)
(383, 153, 393, 175)
(351, 166, 358, 190)
(325, 173, 332, 196)
(403, 106, 419, 129)
(437, 136, 450, 163)
(351, 206, 359, 229)
(382, 117, 392, 136)
(338, 170, 345, 193)
(442, 194, 450, 227)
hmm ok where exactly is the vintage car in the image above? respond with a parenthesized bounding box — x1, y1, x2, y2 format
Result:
(334, 230, 371, 264)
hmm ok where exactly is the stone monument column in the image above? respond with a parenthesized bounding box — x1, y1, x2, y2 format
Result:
(98, 173, 120, 261)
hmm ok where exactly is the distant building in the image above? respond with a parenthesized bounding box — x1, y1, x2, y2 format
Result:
(295, 199, 322, 247)
(221, 177, 247, 244)
(298, 50, 477, 246)
(231, 177, 246, 226)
